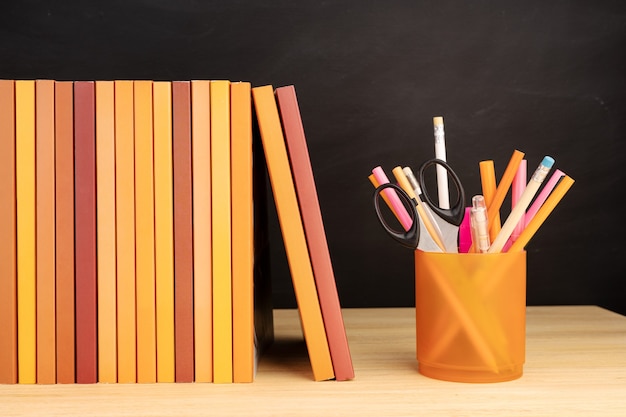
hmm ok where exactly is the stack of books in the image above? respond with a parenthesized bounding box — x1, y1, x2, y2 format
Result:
(0, 79, 353, 384)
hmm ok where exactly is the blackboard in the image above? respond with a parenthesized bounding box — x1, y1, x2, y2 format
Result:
(1, 0, 625, 315)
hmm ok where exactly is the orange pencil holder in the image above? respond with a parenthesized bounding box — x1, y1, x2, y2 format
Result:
(414, 250, 526, 383)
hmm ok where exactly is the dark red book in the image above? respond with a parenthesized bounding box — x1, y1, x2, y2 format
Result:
(172, 81, 194, 382)
(275, 85, 354, 380)
(74, 81, 98, 383)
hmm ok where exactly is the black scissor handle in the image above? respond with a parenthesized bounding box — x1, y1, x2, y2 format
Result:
(417, 158, 466, 226)
(373, 183, 420, 249)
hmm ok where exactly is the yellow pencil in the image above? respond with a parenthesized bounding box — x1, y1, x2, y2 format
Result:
(508, 175, 574, 252)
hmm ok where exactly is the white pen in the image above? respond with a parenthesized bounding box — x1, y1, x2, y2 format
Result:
(488, 156, 555, 253)
(470, 195, 490, 253)
(433, 116, 450, 209)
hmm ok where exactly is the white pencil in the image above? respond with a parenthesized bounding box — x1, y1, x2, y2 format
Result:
(433, 116, 449, 209)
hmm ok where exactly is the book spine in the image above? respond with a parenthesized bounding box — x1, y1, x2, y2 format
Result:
(191, 80, 213, 383)
(153, 81, 176, 383)
(16, 80, 37, 384)
(134, 80, 157, 383)
(0, 79, 17, 384)
(54, 81, 75, 384)
(95, 80, 117, 383)
(74, 81, 98, 384)
(114, 80, 137, 383)
(35, 79, 57, 384)
(172, 81, 194, 383)
(231, 81, 254, 383)
(211, 80, 233, 383)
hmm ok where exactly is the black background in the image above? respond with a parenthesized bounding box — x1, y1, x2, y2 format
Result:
(1, 1, 625, 315)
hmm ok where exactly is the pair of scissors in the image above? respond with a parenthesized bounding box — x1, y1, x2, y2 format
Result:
(373, 158, 466, 253)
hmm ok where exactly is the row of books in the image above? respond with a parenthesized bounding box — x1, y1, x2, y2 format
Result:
(0, 79, 354, 384)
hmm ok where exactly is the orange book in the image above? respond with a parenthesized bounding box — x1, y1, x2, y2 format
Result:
(231, 81, 255, 382)
(15, 80, 37, 384)
(153, 81, 176, 383)
(74, 81, 98, 384)
(0, 79, 17, 384)
(35, 79, 56, 384)
(211, 80, 233, 383)
(54, 81, 75, 384)
(172, 81, 194, 383)
(95, 80, 117, 383)
(276, 85, 354, 381)
(114, 80, 137, 383)
(191, 80, 213, 383)
(251, 85, 334, 381)
(134, 80, 157, 383)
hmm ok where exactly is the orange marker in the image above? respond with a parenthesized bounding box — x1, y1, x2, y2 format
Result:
(479, 160, 501, 241)
(487, 150, 525, 230)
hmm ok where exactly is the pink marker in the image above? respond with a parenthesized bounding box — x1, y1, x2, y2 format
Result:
(458, 207, 472, 253)
(525, 169, 565, 227)
(372, 166, 413, 231)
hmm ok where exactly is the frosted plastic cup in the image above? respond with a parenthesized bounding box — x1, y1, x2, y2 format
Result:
(414, 250, 526, 383)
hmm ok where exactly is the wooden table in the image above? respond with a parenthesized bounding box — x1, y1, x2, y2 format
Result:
(1, 306, 625, 416)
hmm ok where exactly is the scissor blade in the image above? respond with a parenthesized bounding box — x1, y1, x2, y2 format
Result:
(435, 218, 460, 253)
(416, 215, 445, 252)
